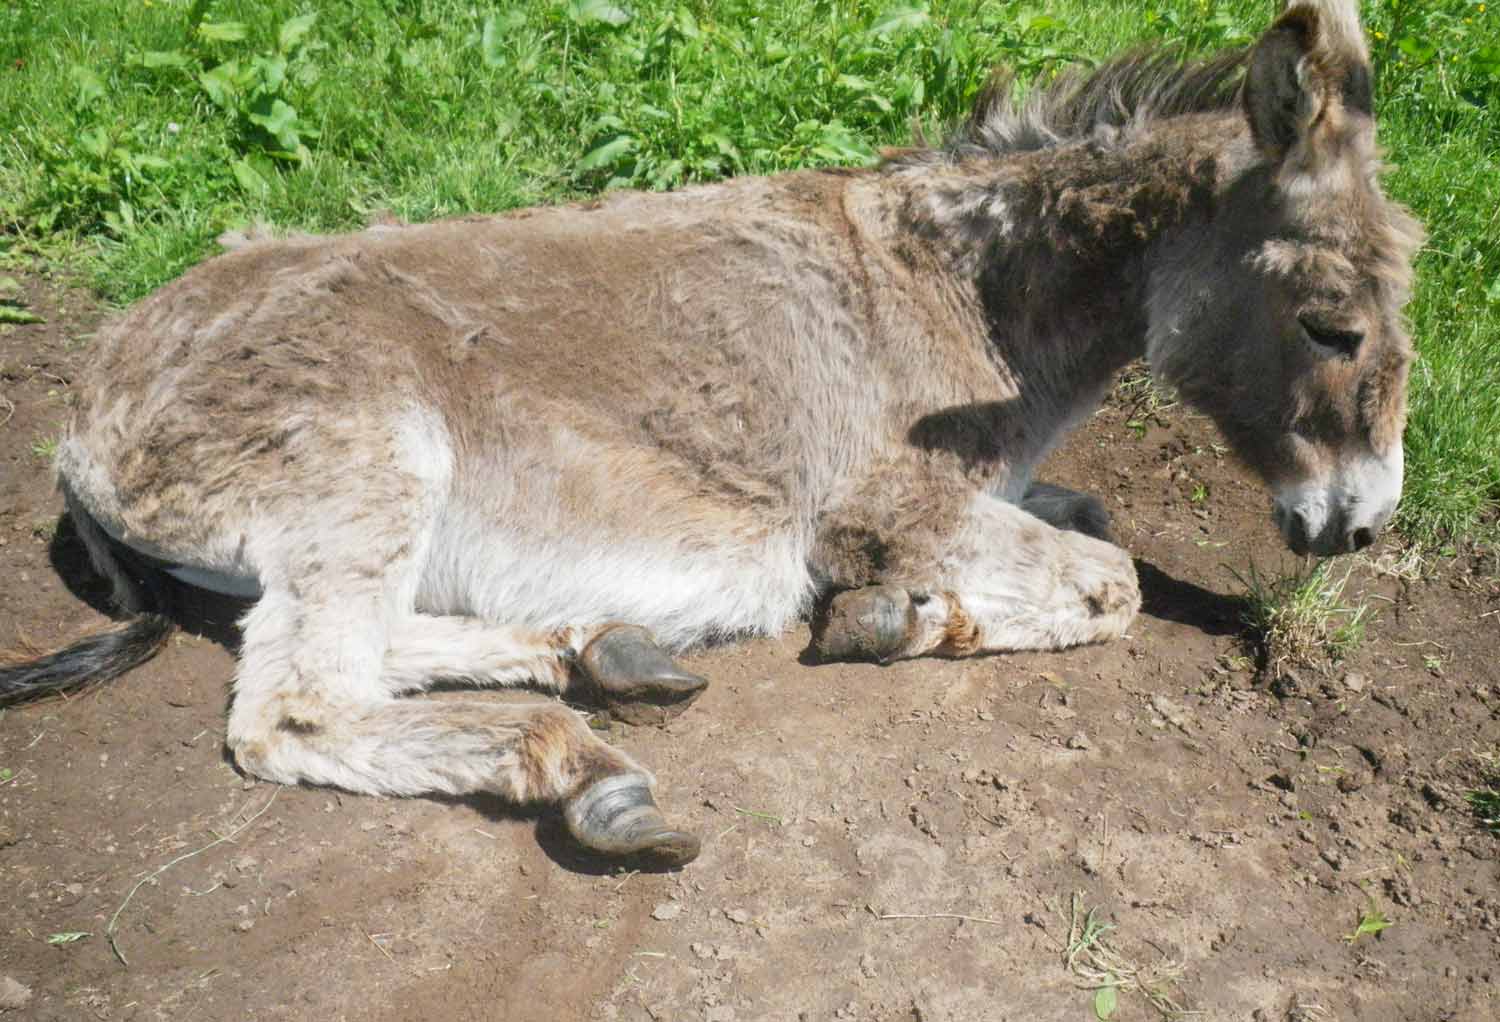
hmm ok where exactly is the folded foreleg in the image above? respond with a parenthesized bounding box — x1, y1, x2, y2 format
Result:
(814, 490, 1139, 661)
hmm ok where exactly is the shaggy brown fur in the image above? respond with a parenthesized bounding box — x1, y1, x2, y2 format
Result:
(0, 2, 1421, 867)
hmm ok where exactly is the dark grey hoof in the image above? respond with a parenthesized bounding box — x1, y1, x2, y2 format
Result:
(578, 625, 708, 726)
(1021, 482, 1113, 541)
(564, 774, 701, 868)
(814, 585, 915, 663)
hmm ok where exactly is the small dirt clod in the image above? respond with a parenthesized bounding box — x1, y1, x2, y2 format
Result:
(0, 976, 31, 1013)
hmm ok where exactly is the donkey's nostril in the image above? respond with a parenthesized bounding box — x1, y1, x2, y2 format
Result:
(1350, 526, 1376, 552)
(1288, 509, 1310, 547)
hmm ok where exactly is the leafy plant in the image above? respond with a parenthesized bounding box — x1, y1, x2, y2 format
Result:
(13, 6, 326, 237)
(0, 307, 45, 325)
(1469, 747, 1500, 835)
(1094, 982, 1119, 1020)
(1141, 3, 1254, 50)
(137, 8, 324, 181)
(561, 0, 1085, 190)
(1059, 893, 1188, 1019)
(1369, 0, 1500, 117)
(0, 277, 43, 324)
(29, 434, 58, 462)
(1342, 905, 1392, 944)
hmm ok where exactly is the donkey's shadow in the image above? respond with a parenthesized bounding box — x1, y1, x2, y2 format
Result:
(49, 511, 248, 652)
(426, 796, 674, 875)
(1134, 559, 1241, 636)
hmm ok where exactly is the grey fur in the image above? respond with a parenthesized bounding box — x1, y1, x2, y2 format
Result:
(3, 2, 1419, 862)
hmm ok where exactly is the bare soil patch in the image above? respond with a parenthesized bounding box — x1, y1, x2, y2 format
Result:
(2, 273, 1497, 1021)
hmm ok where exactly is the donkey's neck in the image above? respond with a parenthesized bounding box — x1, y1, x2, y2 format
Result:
(883, 122, 1226, 492)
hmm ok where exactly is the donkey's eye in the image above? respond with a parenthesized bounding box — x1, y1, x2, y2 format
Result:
(1298, 315, 1364, 358)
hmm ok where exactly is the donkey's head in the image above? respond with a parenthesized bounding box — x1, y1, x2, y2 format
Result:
(1147, 0, 1424, 556)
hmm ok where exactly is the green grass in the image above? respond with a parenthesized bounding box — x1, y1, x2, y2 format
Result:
(1230, 559, 1372, 673)
(1469, 786, 1500, 833)
(28, 433, 58, 463)
(1, 0, 1496, 542)
(1471, 746, 1500, 835)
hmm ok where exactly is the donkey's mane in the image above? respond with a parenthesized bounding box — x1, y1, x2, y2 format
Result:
(893, 47, 1249, 166)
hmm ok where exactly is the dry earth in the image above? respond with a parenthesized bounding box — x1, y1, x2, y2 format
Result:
(2, 269, 1498, 1022)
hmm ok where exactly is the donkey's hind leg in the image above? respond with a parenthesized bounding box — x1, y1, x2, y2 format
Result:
(816, 492, 1138, 661)
(380, 616, 709, 723)
(377, 615, 579, 697)
(227, 588, 700, 866)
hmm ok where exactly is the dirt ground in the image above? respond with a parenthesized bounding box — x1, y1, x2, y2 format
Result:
(1, 268, 1497, 1022)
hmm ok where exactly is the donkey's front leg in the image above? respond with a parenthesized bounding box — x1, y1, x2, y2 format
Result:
(813, 491, 1139, 661)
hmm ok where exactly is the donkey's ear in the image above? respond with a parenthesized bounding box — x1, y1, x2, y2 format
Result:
(1243, 1, 1374, 169)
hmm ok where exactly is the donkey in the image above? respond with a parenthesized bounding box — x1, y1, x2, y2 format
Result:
(1, 1, 1421, 867)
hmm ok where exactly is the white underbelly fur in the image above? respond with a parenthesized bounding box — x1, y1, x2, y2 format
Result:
(72, 432, 813, 642)
(417, 509, 815, 650)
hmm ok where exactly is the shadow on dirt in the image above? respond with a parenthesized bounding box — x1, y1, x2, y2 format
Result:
(47, 511, 249, 651)
(531, 811, 695, 876)
(453, 795, 693, 877)
(1135, 557, 1242, 636)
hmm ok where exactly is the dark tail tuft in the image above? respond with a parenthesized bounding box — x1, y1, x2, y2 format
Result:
(0, 614, 173, 706)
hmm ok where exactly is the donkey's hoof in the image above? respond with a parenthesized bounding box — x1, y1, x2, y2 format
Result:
(579, 625, 708, 726)
(815, 585, 915, 663)
(564, 774, 701, 868)
(1021, 482, 1113, 540)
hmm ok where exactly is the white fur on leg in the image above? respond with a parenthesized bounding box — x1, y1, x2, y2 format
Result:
(228, 590, 637, 800)
(419, 508, 815, 652)
(902, 493, 1140, 655)
(379, 615, 581, 696)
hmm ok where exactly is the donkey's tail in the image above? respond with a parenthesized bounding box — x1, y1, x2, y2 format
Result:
(0, 488, 175, 706)
(0, 614, 173, 706)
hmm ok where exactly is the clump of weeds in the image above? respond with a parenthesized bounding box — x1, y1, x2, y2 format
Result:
(29, 433, 58, 463)
(1468, 747, 1500, 836)
(1054, 892, 1188, 1020)
(1113, 361, 1178, 438)
(1228, 559, 1372, 686)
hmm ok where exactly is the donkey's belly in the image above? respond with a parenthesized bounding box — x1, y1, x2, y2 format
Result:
(417, 506, 814, 650)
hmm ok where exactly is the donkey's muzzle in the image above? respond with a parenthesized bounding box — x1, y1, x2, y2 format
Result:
(1273, 501, 1393, 557)
(1272, 448, 1403, 557)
